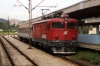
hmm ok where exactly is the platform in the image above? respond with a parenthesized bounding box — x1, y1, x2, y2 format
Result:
(78, 42, 100, 51)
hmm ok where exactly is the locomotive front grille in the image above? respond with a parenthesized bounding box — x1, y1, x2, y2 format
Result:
(50, 40, 77, 46)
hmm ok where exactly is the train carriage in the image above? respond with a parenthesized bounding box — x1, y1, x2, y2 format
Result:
(18, 22, 32, 41)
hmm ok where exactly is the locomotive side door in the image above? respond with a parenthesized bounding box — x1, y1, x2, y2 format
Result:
(47, 22, 51, 40)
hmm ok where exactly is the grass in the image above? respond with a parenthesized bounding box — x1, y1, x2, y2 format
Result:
(0, 31, 17, 36)
(71, 50, 100, 65)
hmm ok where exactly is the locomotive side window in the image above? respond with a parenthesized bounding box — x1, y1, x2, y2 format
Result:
(67, 23, 77, 29)
(52, 22, 65, 28)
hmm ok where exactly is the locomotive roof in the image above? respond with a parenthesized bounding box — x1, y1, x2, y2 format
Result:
(18, 22, 32, 28)
(18, 18, 78, 28)
(32, 18, 78, 24)
(32, 18, 65, 24)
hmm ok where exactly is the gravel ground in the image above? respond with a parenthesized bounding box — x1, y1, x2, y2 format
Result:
(4, 35, 78, 66)
(0, 43, 11, 66)
(0, 44, 3, 66)
(1, 37, 33, 66)
(79, 43, 100, 51)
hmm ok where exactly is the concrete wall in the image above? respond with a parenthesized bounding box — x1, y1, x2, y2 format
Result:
(78, 34, 100, 44)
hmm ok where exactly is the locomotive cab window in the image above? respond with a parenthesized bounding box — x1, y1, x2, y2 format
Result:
(67, 22, 77, 29)
(52, 22, 65, 28)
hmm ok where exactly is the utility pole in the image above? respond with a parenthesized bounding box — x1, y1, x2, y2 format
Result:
(16, 0, 56, 49)
(17, 0, 32, 49)
(8, 16, 10, 38)
(28, 0, 32, 49)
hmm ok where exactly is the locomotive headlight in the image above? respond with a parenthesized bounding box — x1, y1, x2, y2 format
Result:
(71, 43, 72, 44)
(55, 35, 59, 39)
(72, 35, 75, 39)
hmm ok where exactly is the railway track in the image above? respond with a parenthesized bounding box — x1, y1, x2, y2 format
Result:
(0, 36, 38, 66)
(62, 56, 89, 66)
(13, 36, 89, 66)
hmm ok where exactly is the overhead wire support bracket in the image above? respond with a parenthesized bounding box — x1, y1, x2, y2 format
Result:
(32, 6, 57, 11)
(37, 6, 57, 8)
(13, 5, 22, 7)
(41, 9, 49, 15)
(17, 0, 28, 10)
(31, 0, 44, 10)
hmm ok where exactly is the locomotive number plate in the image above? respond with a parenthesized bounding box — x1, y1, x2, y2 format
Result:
(42, 34, 46, 39)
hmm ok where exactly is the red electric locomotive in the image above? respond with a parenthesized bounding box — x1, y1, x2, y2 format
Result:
(32, 12, 78, 54)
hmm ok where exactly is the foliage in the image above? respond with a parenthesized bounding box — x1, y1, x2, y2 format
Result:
(71, 51, 100, 65)
(10, 24, 18, 31)
(78, 26, 89, 34)
(0, 22, 18, 31)
(83, 26, 89, 34)
(0, 31, 16, 36)
(0, 22, 9, 31)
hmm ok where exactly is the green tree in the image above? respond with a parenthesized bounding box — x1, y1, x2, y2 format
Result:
(0, 22, 9, 31)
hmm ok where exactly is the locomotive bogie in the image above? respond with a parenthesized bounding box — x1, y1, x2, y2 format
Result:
(46, 41, 77, 54)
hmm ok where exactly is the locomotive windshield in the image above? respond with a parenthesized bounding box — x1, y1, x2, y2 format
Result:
(67, 22, 77, 29)
(52, 22, 65, 28)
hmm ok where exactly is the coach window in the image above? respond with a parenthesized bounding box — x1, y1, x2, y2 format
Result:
(21, 29, 23, 32)
(52, 22, 65, 28)
(25, 28, 28, 33)
(67, 22, 77, 29)
(30, 28, 31, 32)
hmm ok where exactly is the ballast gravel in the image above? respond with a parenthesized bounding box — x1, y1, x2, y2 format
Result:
(4, 35, 77, 66)
(0, 43, 11, 66)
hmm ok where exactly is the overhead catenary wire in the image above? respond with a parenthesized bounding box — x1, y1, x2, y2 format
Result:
(16, 0, 45, 49)
(17, 0, 44, 10)
(17, 0, 28, 9)
(16, 0, 66, 20)
(17, 0, 44, 20)
(5, 1, 17, 18)
(44, 0, 67, 14)
(55, 0, 67, 6)
(3, 0, 12, 18)
(20, 10, 41, 20)
(16, 9, 28, 18)
(16, 0, 44, 20)
(32, 0, 44, 10)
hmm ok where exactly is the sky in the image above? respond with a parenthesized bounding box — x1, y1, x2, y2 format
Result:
(0, 0, 84, 21)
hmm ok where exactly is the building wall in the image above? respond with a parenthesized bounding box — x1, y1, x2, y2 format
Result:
(10, 19, 20, 26)
(89, 28, 96, 34)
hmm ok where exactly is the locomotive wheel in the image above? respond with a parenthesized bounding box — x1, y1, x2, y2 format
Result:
(32, 41, 37, 46)
(49, 47, 54, 53)
(19, 37, 23, 41)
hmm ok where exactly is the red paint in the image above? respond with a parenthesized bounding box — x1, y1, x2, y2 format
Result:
(32, 17, 78, 41)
